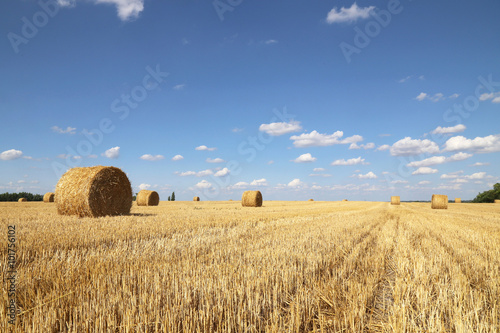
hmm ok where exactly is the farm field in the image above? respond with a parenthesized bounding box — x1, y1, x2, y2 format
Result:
(1, 201, 499, 332)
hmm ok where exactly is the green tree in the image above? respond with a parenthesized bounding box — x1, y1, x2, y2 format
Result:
(168, 196, 171, 201)
(472, 183, 500, 203)
(171, 191, 175, 201)
(0, 192, 43, 201)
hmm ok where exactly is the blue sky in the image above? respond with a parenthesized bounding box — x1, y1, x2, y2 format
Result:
(1, 0, 499, 201)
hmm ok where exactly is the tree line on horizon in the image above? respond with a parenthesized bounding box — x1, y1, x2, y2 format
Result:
(0, 192, 43, 201)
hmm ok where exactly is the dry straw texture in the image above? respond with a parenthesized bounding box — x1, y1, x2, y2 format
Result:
(242, 191, 263, 207)
(55, 166, 132, 217)
(455, 198, 461, 203)
(43, 192, 55, 203)
(18, 198, 27, 202)
(431, 194, 448, 209)
(308, 199, 314, 201)
(391, 196, 400, 205)
(193, 196, 200, 201)
(137, 190, 159, 206)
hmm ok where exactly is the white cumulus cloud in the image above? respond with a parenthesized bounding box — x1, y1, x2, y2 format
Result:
(326, 2, 375, 24)
(443, 134, 500, 153)
(431, 124, 466, 135)
(138, 183, 150, 190)
(178, 169, 214, 177)
(195, 145, 217, 151)
(349, 142, 375, 150)
(376, 144, 390, 151)
(251, 178, 268, 186)
(292, 153, 317, 163)
(214, 168, 230, 177)
(206, 158, 225, 163)
(51, 126, 76, 134)
(479, 92, 500, 103)
(390, 137, 439, 156)
(356, 171, 377, 179)
(331, 157, 367, 166)
(290, 130, 362, 148)
(102, 146, 120, 159)
(415, 92, 446, 102)
(140, 154, 164, 161)
(259, 120, 302, 136)
(195, 180, 212, 189)
(406, 152, 472, 167)
(172, 155, 184, 161)
(0, 149, 23, 161)
(95, 0, 144, 21)
(412, 167, 438, 175)
(288, 179, 304, 188)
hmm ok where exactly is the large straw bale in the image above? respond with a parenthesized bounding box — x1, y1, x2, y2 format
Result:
(55, 166, 132, 217)
(137, 190, 159, 206)
(242, 191, 262, 207)
(43, 192, 55, 203)
(431, 194, 448, 209)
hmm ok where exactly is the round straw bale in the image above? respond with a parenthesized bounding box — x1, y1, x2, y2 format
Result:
(43, 192, 55, 203)
(431, 194, 448, 209)
(136, 190, 159, 206)
(193, 196, 200, 201)
(242, 191, 262, 207)
(55, 166, 132, 217)
(308, 199, 314, 201)
(18, 198, 27, 202)
(494, 199, 500, 203)
(455, 198, 461, 203)
(391, 196, 400, 205)
(342, 199, 348, 202)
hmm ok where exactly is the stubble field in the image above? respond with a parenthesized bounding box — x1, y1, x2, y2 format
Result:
(1, 200, 499, 332)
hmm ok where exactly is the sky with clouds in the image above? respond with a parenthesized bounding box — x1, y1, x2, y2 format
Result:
(1, 0, 499, 201)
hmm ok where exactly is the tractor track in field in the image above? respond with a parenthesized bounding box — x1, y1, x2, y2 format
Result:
(364, 211, 400, 333)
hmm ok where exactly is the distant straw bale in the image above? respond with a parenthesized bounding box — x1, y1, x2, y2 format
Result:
(455, 198, 461, 203)
(43, 192, 55, 203)
(431, 194, 448, 209)
(55, 166, 132, 217)
(308, 199, 314, 201)
(193, 196, 200, 201)
(18, 198, 27, 202)
(242, 191, 262, 207)
(391, 196, 400, 205)
(137, 190, 159, 206)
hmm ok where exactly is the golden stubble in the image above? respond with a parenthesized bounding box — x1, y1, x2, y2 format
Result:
(1, 201, 499, 332)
